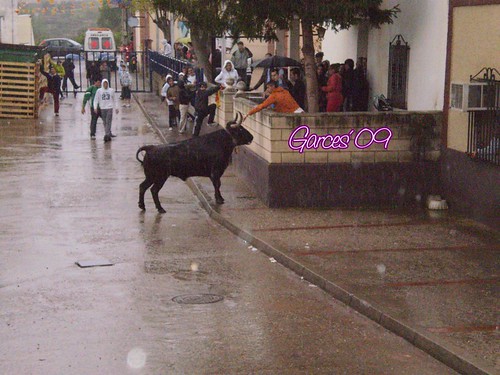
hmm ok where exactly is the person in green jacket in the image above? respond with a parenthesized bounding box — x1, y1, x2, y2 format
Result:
(82, 79, 102, 139)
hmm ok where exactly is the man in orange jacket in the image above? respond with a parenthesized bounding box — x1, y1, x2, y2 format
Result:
(243, 81, 304, 121)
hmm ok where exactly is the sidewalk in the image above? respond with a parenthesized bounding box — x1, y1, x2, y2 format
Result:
(135, 91, 499, 375)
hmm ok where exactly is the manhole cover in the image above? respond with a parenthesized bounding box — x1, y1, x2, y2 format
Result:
(172, 294, 224, 304)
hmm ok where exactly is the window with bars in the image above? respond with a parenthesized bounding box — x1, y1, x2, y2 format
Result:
(388, 35, 410, 110)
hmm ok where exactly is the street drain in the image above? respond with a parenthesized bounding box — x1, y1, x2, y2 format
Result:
(172, 294, 224, 304)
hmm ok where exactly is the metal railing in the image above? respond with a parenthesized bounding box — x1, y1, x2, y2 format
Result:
(467, 68, 499, 166)
(148, 51, 204, 83)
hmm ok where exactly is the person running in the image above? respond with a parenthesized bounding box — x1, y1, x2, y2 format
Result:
(82, 79, 102, 139)
(62, 57, 80, 98)
(243, 80, 303, 121)
(321, 64, 343, 112)
(39, 63, 62, 116)
(193, 82, 220, 137)
(93, 79, 119, 142)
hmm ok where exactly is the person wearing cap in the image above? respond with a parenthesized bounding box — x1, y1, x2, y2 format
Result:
(193, 82, 220, 136)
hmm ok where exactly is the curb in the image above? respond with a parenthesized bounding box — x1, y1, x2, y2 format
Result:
(134, 93, 493, 375)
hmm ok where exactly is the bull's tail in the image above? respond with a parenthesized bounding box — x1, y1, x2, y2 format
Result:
(136, 146, 150, 165)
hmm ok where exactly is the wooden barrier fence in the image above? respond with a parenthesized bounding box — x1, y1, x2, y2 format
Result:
(0, 60, 39, 119)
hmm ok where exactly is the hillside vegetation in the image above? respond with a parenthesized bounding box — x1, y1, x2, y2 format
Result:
(24, 0, 121, 45)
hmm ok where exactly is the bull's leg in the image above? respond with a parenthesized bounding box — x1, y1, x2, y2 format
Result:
(139, 177, 153, 211)
(210, 174, 224, 204)
(151, 178, 167, 213)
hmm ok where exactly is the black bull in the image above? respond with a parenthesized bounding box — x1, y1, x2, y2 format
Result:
(136, 112, 253, 213)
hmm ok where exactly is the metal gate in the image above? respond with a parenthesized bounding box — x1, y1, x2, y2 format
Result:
(55, 49, 152, 95)
(467, 67, 499, 165)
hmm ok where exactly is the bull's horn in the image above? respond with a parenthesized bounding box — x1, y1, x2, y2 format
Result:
(237, 111, 243, 126)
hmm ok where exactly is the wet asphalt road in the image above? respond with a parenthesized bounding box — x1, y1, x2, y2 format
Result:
(0, 95, 456, 374)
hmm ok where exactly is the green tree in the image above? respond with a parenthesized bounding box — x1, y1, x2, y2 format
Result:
(98, 0, 121, 32)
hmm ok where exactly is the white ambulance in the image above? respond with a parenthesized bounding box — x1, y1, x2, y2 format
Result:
(84, 28, 116, 69)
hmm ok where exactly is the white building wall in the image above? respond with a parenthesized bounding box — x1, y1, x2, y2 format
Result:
(322, 0, 449, 111)
(321, 27, 359, 64)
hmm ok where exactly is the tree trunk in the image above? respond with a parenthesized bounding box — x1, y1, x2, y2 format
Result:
(301, 20, 318, 113)
(190, 25, 213, 83)
(153, 9, 170, 41)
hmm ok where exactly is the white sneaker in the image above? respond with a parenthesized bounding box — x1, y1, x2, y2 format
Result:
(169, 127, 173, 131)
(207, 122, 218, 127)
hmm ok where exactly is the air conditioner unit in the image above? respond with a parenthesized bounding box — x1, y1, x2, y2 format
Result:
(450, 82, 499, 111)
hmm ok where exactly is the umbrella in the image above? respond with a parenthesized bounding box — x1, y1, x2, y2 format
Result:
(252, 55, 301, 69)
(176, 37, 191, 44)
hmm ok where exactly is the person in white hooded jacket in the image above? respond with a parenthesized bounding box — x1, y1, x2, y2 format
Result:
(94, 79, 119, 142)
(215, 60, 239, 88)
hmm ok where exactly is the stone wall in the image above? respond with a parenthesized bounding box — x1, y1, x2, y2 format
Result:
(233, 95, 442, 164)
(221, 94, 444, 208)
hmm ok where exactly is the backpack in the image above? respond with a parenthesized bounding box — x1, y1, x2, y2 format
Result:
(373, 94, 393, 111)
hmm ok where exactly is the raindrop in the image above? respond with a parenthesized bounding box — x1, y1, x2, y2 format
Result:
(190, 262, 199, 272)
(171, 224, 176, 227)
(449, 229, 457, 236)
(376, 264, 386, 274)
(398, 187, 406, 196)
(251, 247, 258, 252)
(127, 347, 146, 369)
(269, 257, 277, 263)
(415, 194, 422, 202)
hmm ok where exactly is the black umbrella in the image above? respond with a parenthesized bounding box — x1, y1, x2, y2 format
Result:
(252, 55, 302, 69)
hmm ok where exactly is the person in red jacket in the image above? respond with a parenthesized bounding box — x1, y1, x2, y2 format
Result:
(321, 63, 343, 112)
